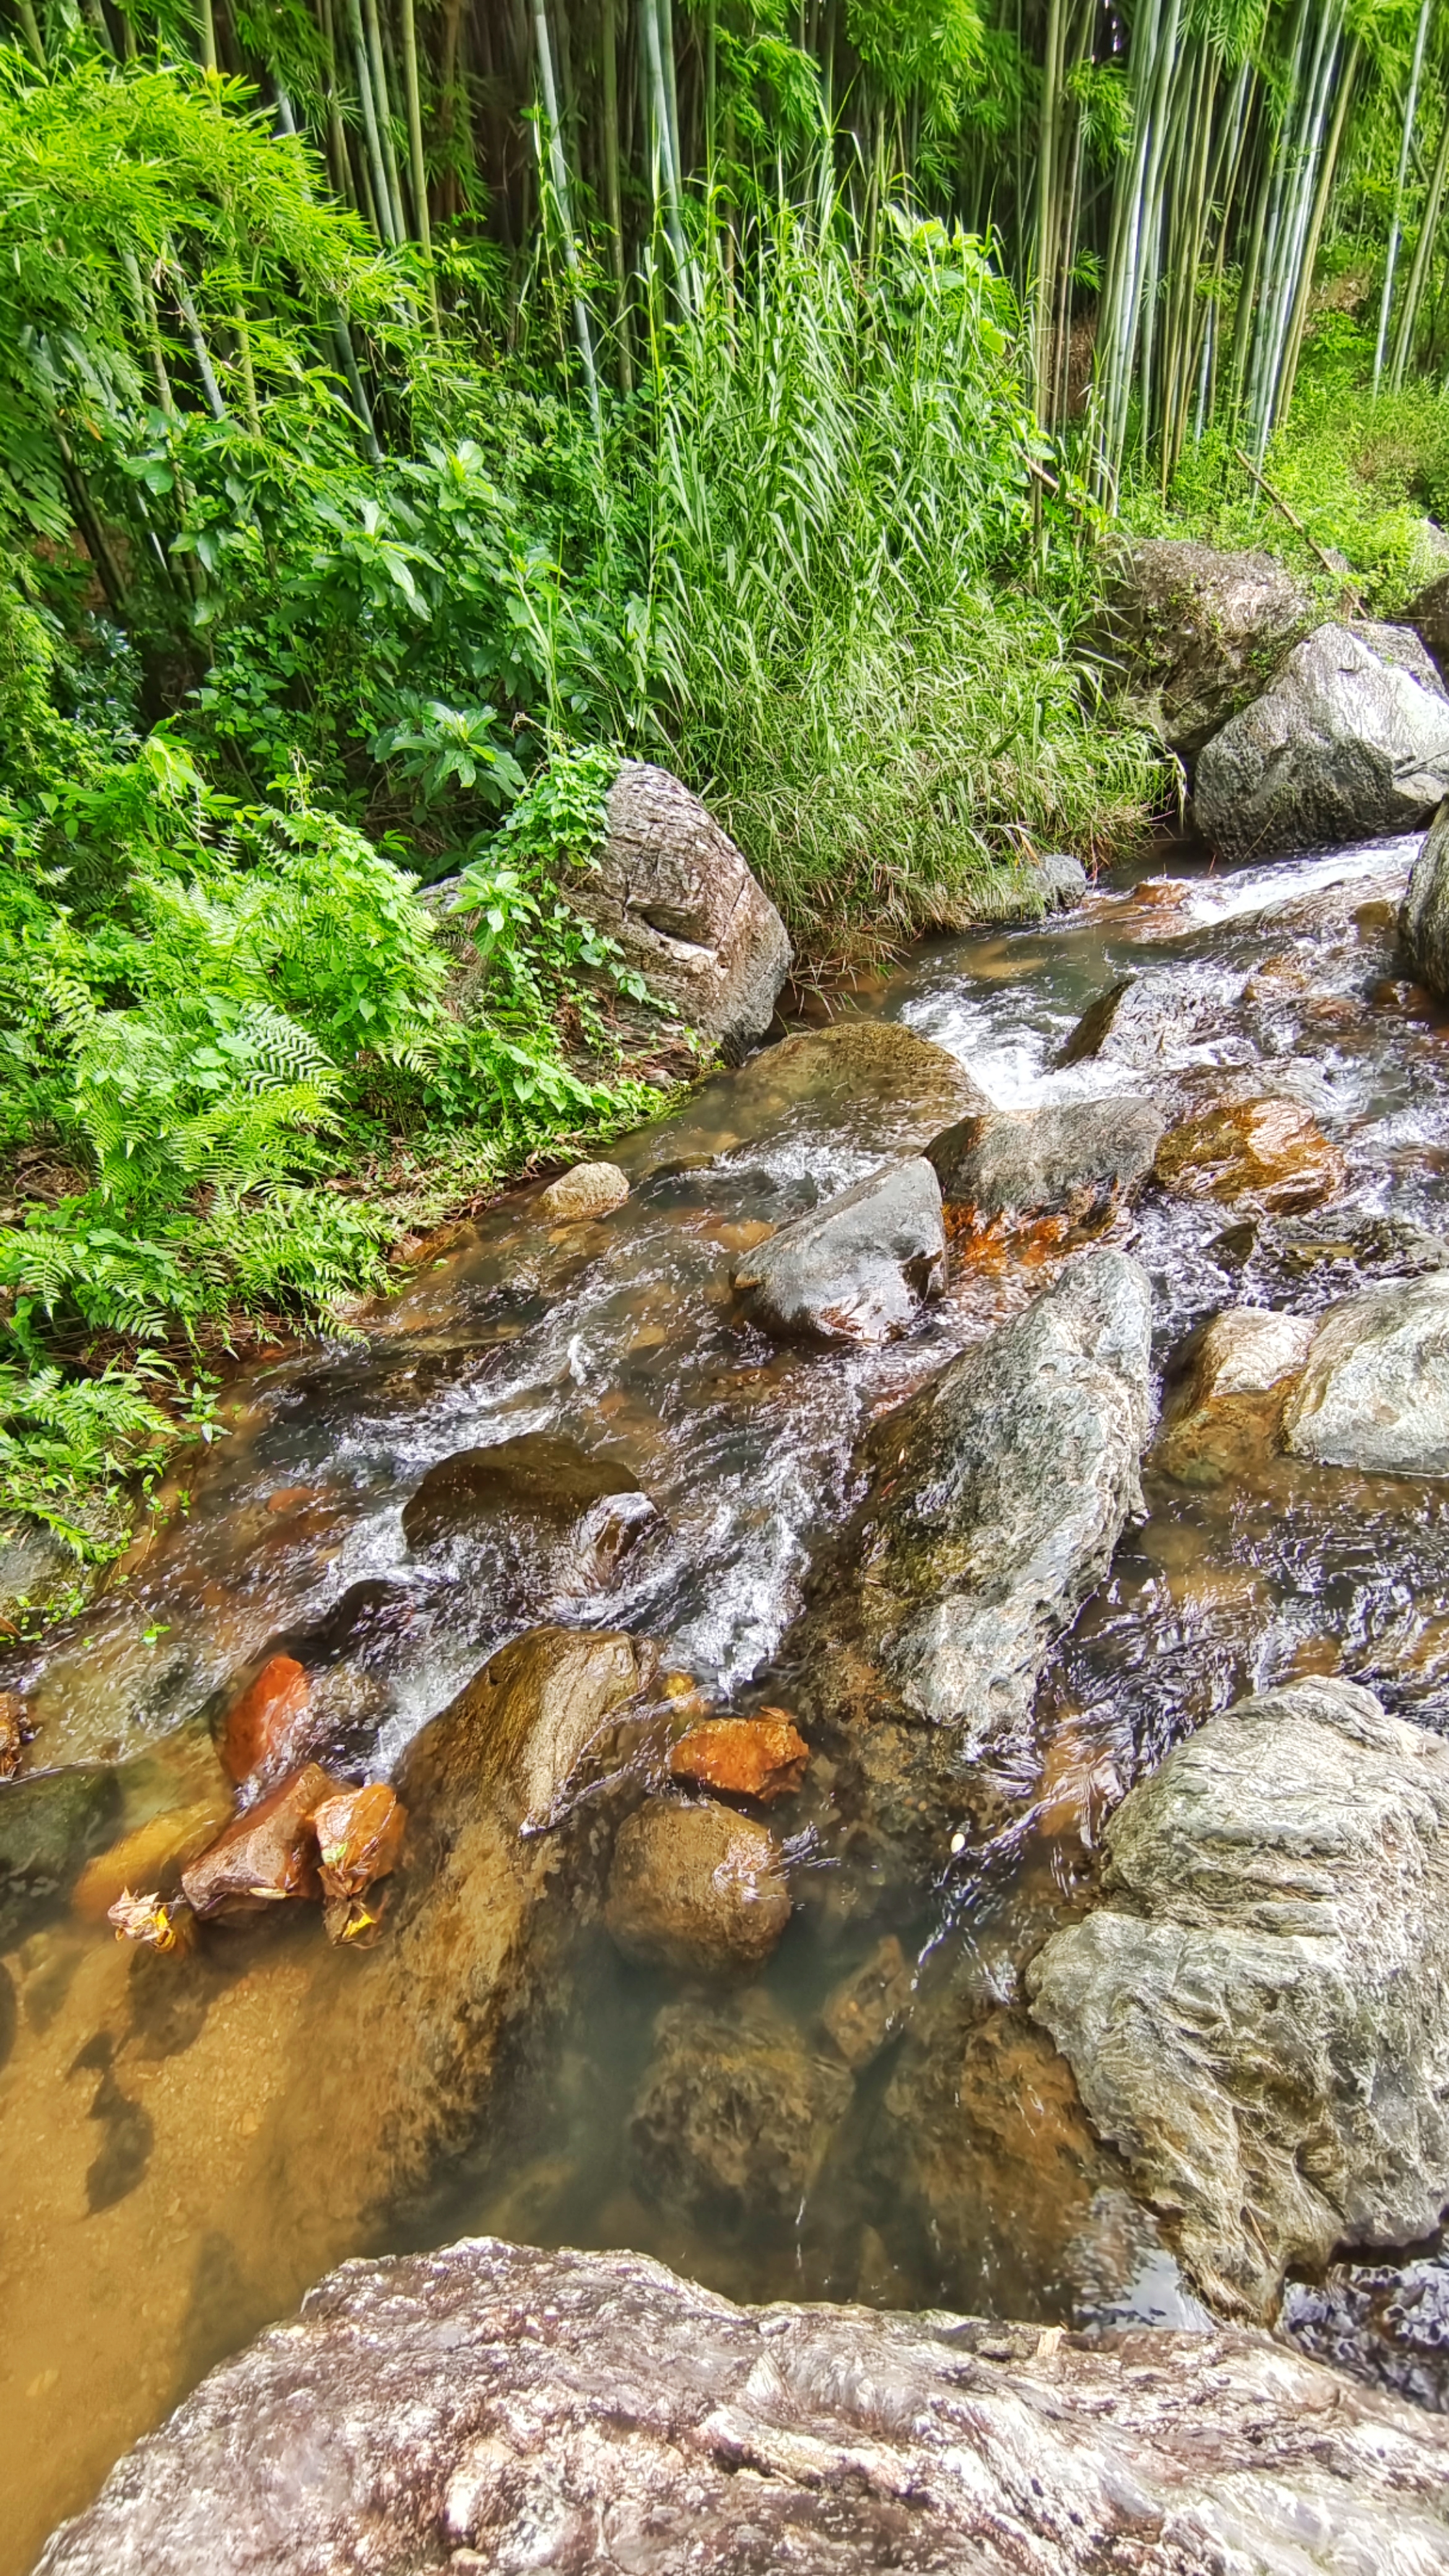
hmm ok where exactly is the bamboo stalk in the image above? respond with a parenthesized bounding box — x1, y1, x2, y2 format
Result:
(533, 0, 602, 435)
(1375, 0, 1434, 391)
(601, 0, 634, 391)
(399, 0, 439, 320)
(1392, 86, 1449, 388)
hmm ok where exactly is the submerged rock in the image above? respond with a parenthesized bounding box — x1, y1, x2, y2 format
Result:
(818, 1931, 913, 2068)
(537, 1159, 630, 1222)
(668, 1711, 809, 1802)
(1085, 535, 1311, 759)
(0, 1687, 29, 1778)
(38, 2235, 1449, 2576)
(926, 1096, 1164, 1229)
(1195, 622, 1449, 861)
(561, 760, 791, 1050)
(788, 1251, 1154, 1872)
(1282, 1272, 1449, 1474)
(0, 1761, 121, 1947)
(603, 1798, 791, 1976)
(731, 1156, 946, 1343)
(1027, 1676, 1449, 2320)
(217, 1653, 314, 1791)
(1155, 1094, 1346, 1215)
(401, 1432, 661, 1602)
(1155, 1305, 1315, 1486)
(1400, 797, 1449, 997)
(630, 1991, 850, 2224)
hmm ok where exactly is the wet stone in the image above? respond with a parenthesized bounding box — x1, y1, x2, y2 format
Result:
(401, 1432, 662, 1608)
(1282, 1272, 1449, 1474)
(35, 2238, 1449, 2576)
(1401, 798, 1449, 999)
(1155, 1306, 1315, 1487)
(926, 1096, 1165, 1229)
(1282, 2247, 1449, 2414)
(1196, 623, 1449, 861)
(1027, 1676, 1449, 2321)
(1058, 967, 1224, 1068)
(0, 1763, 121, 1948)
(630, 1990, 852, 2227)
(668, 1712, 809, 1803)
(818, 1933, 913, 2069)
(603, 1798, 792, 1977)
(731, 1156, 946, 1344)
(786, 1252, 1154, 1878)
(1155, 1095, 1347, 1215)
(218, 1654, 313, 1791)
(180, 1762, 343, 1920)
(537, 1160, 629, 1223)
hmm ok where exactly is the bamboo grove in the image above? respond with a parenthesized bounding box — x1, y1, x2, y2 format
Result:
(4, 4, 1449, 521)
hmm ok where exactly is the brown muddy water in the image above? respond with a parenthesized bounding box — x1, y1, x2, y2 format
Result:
(5, 832, 1449, 2568)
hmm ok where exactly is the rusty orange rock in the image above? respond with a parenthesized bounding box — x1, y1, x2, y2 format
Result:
(668, 1710, 809, 1803)
(1155, 1097, 1346, 1216)
(313, 1782, 406, 1902)
(181, 1760, 345, 1919)
(219, 1653, 313, 1787)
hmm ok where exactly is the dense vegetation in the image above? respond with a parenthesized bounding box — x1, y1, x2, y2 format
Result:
(5, 0, 1449, 1563)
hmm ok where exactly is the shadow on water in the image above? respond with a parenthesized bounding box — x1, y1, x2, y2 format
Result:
(4, 829, 1449, 2563)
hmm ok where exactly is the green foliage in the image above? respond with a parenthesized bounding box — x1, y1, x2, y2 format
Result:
(1138, 361, 1449, 611)
(606, 198, 1160, 946)
(0, 1357, 213, 1554)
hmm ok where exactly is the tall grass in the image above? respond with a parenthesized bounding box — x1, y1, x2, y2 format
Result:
(607, 195, 1163, 955)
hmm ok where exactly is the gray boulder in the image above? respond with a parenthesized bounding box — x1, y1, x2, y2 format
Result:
(1282, 1272, 1449, 1473)
(1400, 796, 1449, 996)
(563, 760, 791, 1051)
(1058, 967, 1225, 1068)
(1407, 563, 1449, 677)
(37, 2235, 1449, 2576)
(1084, 536, 1311, 759)
(1027, 1676, 1449, 2320)
(926, 1097, 1165, 1229)
(731, 1156, 946, 1343)
(787, 1253, 1154, 1876)
(1194, 623, 1449, 863)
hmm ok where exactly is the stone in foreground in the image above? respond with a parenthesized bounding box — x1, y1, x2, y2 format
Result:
(1399, 796, 1449, 998)
(668, 1712, 809, 1801)
(732, 1155, 946, 1342)
(1282, 1271, 1449, 1473)
(35, 2235, 1449, 2576)
(562, 760, 791, 1050)
(1027, 1676, 1449, 2320)
(1194, 622, 1449, 861)
(926, 1095, 1164, 1229)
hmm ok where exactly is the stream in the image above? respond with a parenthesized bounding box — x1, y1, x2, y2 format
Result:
(6, 828, 1449, 2569)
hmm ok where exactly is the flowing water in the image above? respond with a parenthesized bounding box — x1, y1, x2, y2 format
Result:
(4, 830, 1449, 2567)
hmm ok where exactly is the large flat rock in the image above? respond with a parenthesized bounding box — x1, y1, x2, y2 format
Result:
(1027, 1677, 1449, 2320)
(35, 2235, 1449, 2575)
